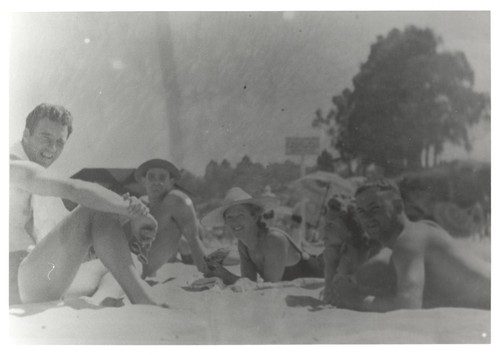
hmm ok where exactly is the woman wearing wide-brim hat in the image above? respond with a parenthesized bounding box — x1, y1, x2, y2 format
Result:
(201, 187, 324, 284)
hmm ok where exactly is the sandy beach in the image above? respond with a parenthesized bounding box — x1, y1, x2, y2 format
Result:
(9, 262, 490, 345)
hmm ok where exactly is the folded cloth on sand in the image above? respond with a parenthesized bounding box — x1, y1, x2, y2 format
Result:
(185, 277, 225, 292)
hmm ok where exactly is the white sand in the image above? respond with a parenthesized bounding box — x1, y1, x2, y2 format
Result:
(9, 263, 490, 345)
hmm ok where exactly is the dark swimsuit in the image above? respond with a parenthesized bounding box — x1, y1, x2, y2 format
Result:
(239, 227, 324, 282)
(281, 232, 324, 281)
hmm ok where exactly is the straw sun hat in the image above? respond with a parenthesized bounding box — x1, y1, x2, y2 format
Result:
(201, 187, 280, 228)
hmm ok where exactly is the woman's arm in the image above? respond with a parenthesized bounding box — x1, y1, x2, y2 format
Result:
(238, 241, 258, 281)
(260, 232, 288, 282)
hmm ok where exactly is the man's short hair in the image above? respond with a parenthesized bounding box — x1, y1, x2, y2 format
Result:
(355, 178, 401, 197)
(25, 103, 73, 138)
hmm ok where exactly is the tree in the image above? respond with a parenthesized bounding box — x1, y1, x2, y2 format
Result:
(264, 160, 301, 194)
(314, 26, 490, 176)
(233, 155, 266, 196)
(316, 150, 336, 172)
(203, 159, 234, 199)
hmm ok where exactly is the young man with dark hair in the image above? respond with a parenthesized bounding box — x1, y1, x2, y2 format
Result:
(134, 159, 209, 277)
(10, 103, 167, 307)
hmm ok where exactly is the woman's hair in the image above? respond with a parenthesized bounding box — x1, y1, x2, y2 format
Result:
(327, 195, 367, 249)
(243, 203, 268, 230)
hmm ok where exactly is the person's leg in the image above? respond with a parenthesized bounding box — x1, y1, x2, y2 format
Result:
(88, 212, 160, 304)
(63, 259, 109, 299)
(18, 207, 164, 306)
(142, 233, 181, 278)
(18, 206, 95, 303)
(84, 254, 143, 306)
(10, 250, 29, 305)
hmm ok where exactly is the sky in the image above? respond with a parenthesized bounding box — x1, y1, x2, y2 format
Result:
(6, 10, 491, 177)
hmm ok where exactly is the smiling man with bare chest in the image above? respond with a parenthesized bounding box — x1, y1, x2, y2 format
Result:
(134, 159, 209, 278)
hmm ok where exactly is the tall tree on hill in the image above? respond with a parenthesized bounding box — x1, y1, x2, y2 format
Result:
(314, 26, 490, 176)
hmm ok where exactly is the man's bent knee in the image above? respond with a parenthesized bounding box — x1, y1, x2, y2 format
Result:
(91, 210, 124, 231)
(71, 206, 122, 228)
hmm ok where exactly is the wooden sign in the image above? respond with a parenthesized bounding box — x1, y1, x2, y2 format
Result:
(285, 137, 320, 155)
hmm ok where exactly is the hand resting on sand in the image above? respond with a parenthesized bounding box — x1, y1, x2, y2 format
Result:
(187, 277, 226, 291)
(326, 275, 365, 309)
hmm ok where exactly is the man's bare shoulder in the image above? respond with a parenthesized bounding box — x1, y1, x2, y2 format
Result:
(395, 220, 450, 253)
(159, 190, 196, 222)
(162, 189, 194, 208)
(393, 221, 429, 252)
(412, 220, 452, 240)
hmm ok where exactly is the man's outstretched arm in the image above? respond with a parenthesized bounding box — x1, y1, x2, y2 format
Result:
(11, 160, 140, 218)
(360, 247, 425, 312)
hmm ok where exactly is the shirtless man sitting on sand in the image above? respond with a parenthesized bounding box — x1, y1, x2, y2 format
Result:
(331, 179, 490, 311)
(10, 103, 166, 306)
(133, 159, 209, 278)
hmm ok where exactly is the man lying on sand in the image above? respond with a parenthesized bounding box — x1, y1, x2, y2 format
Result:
(201, 187, 324, 284)
(331, 179, 490, 311)
(10, 103, 167, 307)
(133, 159, 209, 278)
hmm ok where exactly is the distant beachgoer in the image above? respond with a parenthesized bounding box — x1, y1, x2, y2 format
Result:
(200, 187, 324, 284)
(10, 103, 165, 306)
(331, 179, 490, 311)
(133, 159, 209, 278)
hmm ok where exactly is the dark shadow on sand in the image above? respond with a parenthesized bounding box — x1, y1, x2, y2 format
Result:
(285, 295, 335, 312)
(145, 276, 177, 286)
(298, 280, 325, 290)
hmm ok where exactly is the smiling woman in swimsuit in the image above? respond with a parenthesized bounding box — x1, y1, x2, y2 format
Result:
(201, 187, 324, 285)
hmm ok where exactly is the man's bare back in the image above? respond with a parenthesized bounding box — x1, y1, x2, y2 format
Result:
(404, 221, 491, 309)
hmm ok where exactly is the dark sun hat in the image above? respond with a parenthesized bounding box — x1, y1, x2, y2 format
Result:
(201, 187, 279, 228)
(134, 158, 181, 182)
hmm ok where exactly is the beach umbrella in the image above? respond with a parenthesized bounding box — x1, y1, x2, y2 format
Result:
(289, 171, 355, 227)
(63, 168, 143, 210)
(290, 171, 355, 202)
(71, 168, 144, 195)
